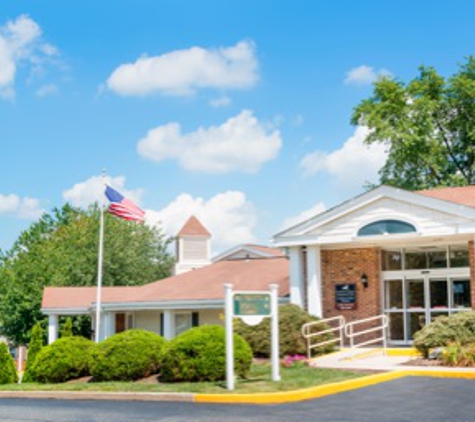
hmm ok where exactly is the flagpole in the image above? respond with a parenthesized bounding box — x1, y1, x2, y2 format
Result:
(95, 170, 106, 343)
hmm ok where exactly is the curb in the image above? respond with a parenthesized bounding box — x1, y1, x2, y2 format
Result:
(0, 391, 194, 402)
(195, 369, 475, 404)
(1, 369, 475, 405)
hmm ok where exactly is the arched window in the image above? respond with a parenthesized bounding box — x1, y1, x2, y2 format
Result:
(357, 220, 416, 237)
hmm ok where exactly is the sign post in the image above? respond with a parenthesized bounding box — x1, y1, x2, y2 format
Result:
(224, 284, 234, 391)
(270, 284, 280, 382)
(224, 283, 280, 391)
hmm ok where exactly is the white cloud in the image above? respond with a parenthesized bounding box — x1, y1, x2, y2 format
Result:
(300, 126, 388, 189)
(146, 191, 257, 252)
(62, 175, 143, 208)
(0, 15, 59, 99)
(210, 95, 231, 107)
(344, 65, 391, 86)
(106, 40, 258, 97)
(35, 83, 57, 97)
(281, 202, 326, 231)
(0, 193, 43, 220)
(137, 110, 281, 173)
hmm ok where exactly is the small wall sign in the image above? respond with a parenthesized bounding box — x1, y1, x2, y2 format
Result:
(335, 284, 356, 310)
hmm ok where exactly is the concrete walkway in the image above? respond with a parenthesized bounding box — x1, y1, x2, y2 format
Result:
(309, 348, 475, 373)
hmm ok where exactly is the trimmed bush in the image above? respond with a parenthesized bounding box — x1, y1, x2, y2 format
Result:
(0, 343, 18, 384)
(414, 312, 475, 358)
(22, 322, 44, 383)
(30, 336, 95, 383)
(160, 325, 252, 382)
(91, 329, 167, 381)
(235, 304, 332, 357)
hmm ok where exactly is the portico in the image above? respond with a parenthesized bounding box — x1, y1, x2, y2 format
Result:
(274, 185, 475, 344)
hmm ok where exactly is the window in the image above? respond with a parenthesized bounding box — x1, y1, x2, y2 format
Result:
(450, 245, 470, 268)
(358, 220, 416, 237)
(382, 250, 403, 271)
(452, 279, 470, 308)
(174, 313, 192, 336)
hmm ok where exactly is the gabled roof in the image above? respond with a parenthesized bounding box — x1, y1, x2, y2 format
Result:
(273, 185, 475, 245)
(42, 256, 289, 312)
(177, 215, 211, 237)
(212, 244, 284, 262)
(418, 185, 475, 208)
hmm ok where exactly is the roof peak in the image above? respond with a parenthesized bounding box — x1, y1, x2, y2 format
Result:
(177, 215, 211, 237)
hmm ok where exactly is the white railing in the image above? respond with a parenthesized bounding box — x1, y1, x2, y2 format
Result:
(344, 314, 388, 353)
(301, 316, 346, 358)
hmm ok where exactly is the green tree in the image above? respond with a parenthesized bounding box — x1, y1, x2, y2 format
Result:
(22, 321, 44, 383)
(0, 204, 174, 345)
(0, 343, 18, 384)
(352, 56, 475, 190)
(60, 317, 73, 338)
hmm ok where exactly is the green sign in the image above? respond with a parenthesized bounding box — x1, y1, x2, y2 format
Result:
(233, 293, 271, 316)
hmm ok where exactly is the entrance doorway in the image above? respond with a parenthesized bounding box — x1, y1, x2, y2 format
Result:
(383, 275, 471, 344)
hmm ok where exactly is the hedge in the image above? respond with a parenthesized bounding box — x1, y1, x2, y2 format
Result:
(91, 329, 167, 381)
(235, 304, 332, 357)
(30, 336, 95, 383)
(413, 312, 475, 358)
(160, 325, 252, 382)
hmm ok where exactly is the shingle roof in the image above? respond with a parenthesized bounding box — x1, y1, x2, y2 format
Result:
(42, 256, 289, 310)
(177, 216, 211, 237)
(417, 185, 475, 208)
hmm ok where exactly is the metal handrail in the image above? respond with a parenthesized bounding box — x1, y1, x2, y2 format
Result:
(301, 316, 346, 358)
(344, 314, 388, 353)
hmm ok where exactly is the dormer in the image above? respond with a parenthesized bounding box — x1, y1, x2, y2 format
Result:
(174, 216, 211, 275)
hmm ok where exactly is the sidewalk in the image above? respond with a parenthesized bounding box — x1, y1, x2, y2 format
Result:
(309, 347, 475, 373)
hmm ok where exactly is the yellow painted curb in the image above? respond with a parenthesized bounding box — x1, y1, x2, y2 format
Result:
(385, 348, 420, 357)
(195, 368, 475, 404)
(195, 371, 408, 404)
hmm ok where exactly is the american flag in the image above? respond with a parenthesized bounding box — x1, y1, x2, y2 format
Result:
(105, 186, 145, 222)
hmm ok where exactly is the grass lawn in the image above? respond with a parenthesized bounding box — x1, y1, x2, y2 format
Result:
(0, 363, 369, 394)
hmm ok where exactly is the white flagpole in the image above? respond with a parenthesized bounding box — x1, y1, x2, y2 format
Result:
(95, 170, 106, 343)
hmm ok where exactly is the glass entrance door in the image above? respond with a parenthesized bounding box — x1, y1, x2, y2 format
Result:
(384, 275, 470, 344)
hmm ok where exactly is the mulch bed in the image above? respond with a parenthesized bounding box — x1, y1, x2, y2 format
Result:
(400, 358, 443, 367)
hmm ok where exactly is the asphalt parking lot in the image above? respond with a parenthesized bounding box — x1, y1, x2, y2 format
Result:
(0, 377, 474, 422)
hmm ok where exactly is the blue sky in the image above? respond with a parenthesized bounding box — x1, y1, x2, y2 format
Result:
(1, 1, 475, 252)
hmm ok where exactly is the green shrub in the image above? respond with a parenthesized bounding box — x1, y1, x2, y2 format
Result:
(60, 317, 73, 338)
(30, 336, 95, 383)
(441, 342, 475, 367)
(0, 343, 18, 384)
(22, 322, 44, 383)
(160, 325, 252, 382)
(91, 329, 167, 381)
(235, 304, 332, 358)
(413, 312, 475, 358)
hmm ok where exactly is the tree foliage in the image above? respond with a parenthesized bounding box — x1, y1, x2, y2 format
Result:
(352, 56, 475, 190)
(0, 343, 18, 384)
(0, 204, 174, 345)
(22, 321, 44, 383)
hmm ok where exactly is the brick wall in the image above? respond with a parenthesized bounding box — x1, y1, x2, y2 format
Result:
(321, 247, 382, 344)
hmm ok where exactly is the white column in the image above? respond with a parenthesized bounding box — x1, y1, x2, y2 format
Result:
(163, 310, 174, 340)
(48, 314, 59, 344)
(306, 245, 323, 317)
(103, 312, 115, 340)
(289, 246, 304, 307)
